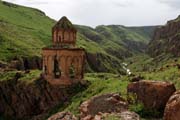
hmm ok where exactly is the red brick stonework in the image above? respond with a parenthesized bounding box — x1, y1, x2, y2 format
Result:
(42, 16, 86, 85)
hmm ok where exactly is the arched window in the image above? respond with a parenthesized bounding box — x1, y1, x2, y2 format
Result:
(64, 31, 69, 41)
(69, 63, 75, 79)
(53, 56, 61, 78)
(59, 36, 61, 43)
(44, 65, 47, 75)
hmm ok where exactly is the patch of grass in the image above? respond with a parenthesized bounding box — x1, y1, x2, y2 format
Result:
(141, 66, 180, 89)
(125, 53, 179, 73)
(130, 103, 163, 118)
(62, 73, 129, 115)
(19, 70, 41, 83)
(0, 70, 41, 83)
(104, 114, 121, 120)
(0, 70, 17, 81)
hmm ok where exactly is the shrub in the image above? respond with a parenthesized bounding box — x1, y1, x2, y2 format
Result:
(129, 95, 163, 118)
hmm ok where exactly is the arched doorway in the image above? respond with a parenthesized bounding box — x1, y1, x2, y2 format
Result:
(53, 55, 61, 78)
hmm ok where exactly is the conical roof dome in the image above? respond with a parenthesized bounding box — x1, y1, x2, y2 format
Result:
(53, 16, 76, 31)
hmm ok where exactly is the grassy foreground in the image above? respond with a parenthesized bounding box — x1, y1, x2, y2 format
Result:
(64, 73, 129, 115)
(0, 68, 179, 120)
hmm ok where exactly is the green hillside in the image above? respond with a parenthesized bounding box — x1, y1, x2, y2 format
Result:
(1, 1, 180, 120)
(0, 1, 155, 73)
(0, 1, 54, 60)
(77, 25, 156, 59)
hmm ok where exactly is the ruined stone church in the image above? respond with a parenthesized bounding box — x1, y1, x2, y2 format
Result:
(42, 16, 86, 85)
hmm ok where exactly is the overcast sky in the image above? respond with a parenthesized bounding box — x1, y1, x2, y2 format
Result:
(4, 0, 180, 27)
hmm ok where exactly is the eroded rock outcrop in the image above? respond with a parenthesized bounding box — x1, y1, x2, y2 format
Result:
(48, 111, 140, 120)
(8, 56, 42, 70)
(163, 90, 180, 120)
(0, 77, 88, 120)
(0, 61, 7, 68)
(6, 52, 124, 73)
(86, 53, 125, 73)
(118, 111, 140, 120)
(47, 93, 141, 120)
(148, 15, 180, 57)
(79, 93, 128, 119)
(48, 111, 77, 120)
(127, 80, 176, 111)
(81, 111, 140, 120)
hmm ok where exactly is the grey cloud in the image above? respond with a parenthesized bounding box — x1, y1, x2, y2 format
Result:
(4, 0, 49, 5)
(24, 1, 49, 5)
(17, 0, 65, 5)
(158, 0, 180, 9)
(112, 2, 129, 7)
(111, 0, 133, 7)
(3, 0, 180, 27)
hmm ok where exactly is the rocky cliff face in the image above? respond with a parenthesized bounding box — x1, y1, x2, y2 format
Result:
(0, 77, 87, 120)
(148, 15, 180, 57)
(8, 56, 42, 70)
(86, 53, 125, 74)
(4, 54, 124, 74)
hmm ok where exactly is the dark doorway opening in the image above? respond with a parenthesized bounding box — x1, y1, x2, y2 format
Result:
(53, 56, 61, 78)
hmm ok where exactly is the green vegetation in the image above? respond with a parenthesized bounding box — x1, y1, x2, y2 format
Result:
(0, 1, 179, 120)
(0, 0, 53, 60)
(104, 114, 121, 120)
(18, 70, 41, 82)
(63, 73, 129, 115)
(142, 67, 180, 89)
(0, 70, 41, 83)
(0, 1, 155, 73)
(148, 15, 180, 58)
(0, 70, 17, 81)
(128, 92, 163, 118)
(125, 53, 180, 89)
(0, 68, 178, 120)
(78, 25, 156, 58)
(126, 53, 179, 71)
(130, 101, 163, 118)
(51, 62, 179, 119)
